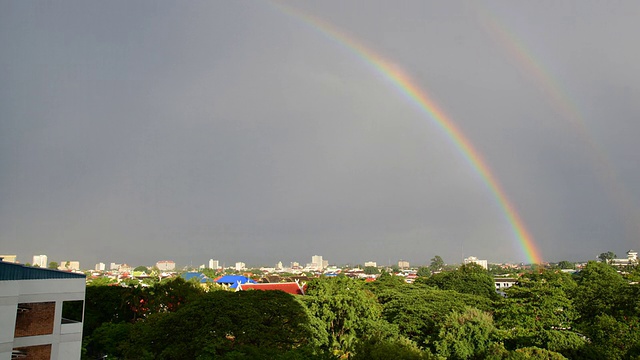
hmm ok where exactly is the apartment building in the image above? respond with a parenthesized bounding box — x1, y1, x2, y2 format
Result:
(0, 261, 85, 360)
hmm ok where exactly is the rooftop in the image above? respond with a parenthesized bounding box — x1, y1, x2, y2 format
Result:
(0, 261, 85, 281)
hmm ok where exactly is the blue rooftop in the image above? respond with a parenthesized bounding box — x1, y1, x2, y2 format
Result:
(215, 275, 256, 288)
(0, 261, 85, 281)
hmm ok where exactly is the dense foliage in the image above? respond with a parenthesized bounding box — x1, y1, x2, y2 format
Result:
(82, 261, 640, 359)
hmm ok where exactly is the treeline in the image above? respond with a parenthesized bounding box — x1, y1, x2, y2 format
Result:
(82, 261, 640, 359)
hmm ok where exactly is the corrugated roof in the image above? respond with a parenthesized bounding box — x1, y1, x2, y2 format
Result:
(236, 282, 306, 295)
(0, 261, 85, 281)
(215, 275, 256, 288)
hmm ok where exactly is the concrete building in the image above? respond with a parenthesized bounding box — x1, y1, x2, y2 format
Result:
(0, 256, 17, 264)
(311, 255, 324, 270)
(398, 260, 410, 269)
(32, 255, 47, 268)
(208, 259, 219, 270)
(109, 263, 120, 271)
(464, 256, 488, 270)
(610, 250, 638, 266)
(155, 260, 176, 271)
(95, 263, 105, 271)
(0, 261, 86, 360)
(364, 261, 377, 268)
(235, 262, 246, 271)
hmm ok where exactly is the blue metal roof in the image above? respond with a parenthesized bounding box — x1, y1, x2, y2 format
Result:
(0, 262, 85, 281)
(215, 275, 256, 288)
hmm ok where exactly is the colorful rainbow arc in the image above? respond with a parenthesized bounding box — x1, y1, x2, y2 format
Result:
(479, 10, 640, 242)
(272, 3, 543, 264)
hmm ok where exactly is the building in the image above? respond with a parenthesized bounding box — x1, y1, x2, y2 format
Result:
(311, 255, 324, 270)
(57, 261, 80, 271)
(364, 261, 377, 268)
(0, 261, 86, 360)
(464, 256, 488, 270)
(109, 263, 120, 271)
(32, 255, 47, 268)
(494, 278, 518, 291)
(235, 262, 246, 271)
(155, 260, 176, 271)
(610, 250, 638, 266)
(398, 260, 410, 269)
(94, 263, 105, 271)
(208, 259, 219, 270)
(0, 255, 17, 264)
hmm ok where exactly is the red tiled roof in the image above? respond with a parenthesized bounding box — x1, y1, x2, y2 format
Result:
(236, 282, 306, 295)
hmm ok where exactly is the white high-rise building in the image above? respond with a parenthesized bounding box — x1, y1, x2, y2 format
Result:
(109, 263, 120, 271)
(235, 262, 246, 271)
(209, 259, 219, 269)
(95, 263, 106, 271)
(276, 261, 283, 270)
(364, 261, 377, 268)
(464, 256, 488, 270)
(312, 255, 324, 270)
(32, 255, 47, 268)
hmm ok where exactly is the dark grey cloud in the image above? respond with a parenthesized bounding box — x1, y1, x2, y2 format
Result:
(2, 1, 639, 268)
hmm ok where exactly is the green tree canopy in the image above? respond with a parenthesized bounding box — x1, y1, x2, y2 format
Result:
(430, 256, 444, 272)
(423, 263, 499, 300)
(597, 251, 617, 264)
(556, 261, 575, 270)
(125, 290, 321, 360)
(303, 277, 394, 358)
(48, 261, 59, 269)
(364, 266, 380, 275)
(416, 266, 431, 277)
(434, 307, 496, 360)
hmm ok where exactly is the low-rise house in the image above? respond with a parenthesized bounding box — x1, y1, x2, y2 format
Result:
(494, 278, 518, 291)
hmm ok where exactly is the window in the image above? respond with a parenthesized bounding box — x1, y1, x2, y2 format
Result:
(61, 300, 84, 324)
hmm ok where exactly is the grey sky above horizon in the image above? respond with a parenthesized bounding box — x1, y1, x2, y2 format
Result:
(1, 1, 639, 268)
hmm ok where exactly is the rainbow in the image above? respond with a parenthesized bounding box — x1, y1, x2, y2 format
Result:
(479, 10, 640, 242)
(272, 3, 543, 264)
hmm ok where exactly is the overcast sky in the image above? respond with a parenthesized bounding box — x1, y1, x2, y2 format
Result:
(2, 1, 639, 268)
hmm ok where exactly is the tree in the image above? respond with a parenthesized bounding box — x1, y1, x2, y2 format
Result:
(423, 263, 499, 300)
(416, 267, 431, 277)
(379, 286, 493, 351)
(597, 251, 617, 264)
(573, 261, 627, 319)
(434, 307, 496, 359)
(364, 266, 380, 275)
(302, 277, 394, 358)
(134, 265, 149, 272)
(125, 290, 321, 359)
(556, 261, 574, 270)
(430, 256, 444, 272)
(494, 271, 584, 357)
(48, 261, 59, 269)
